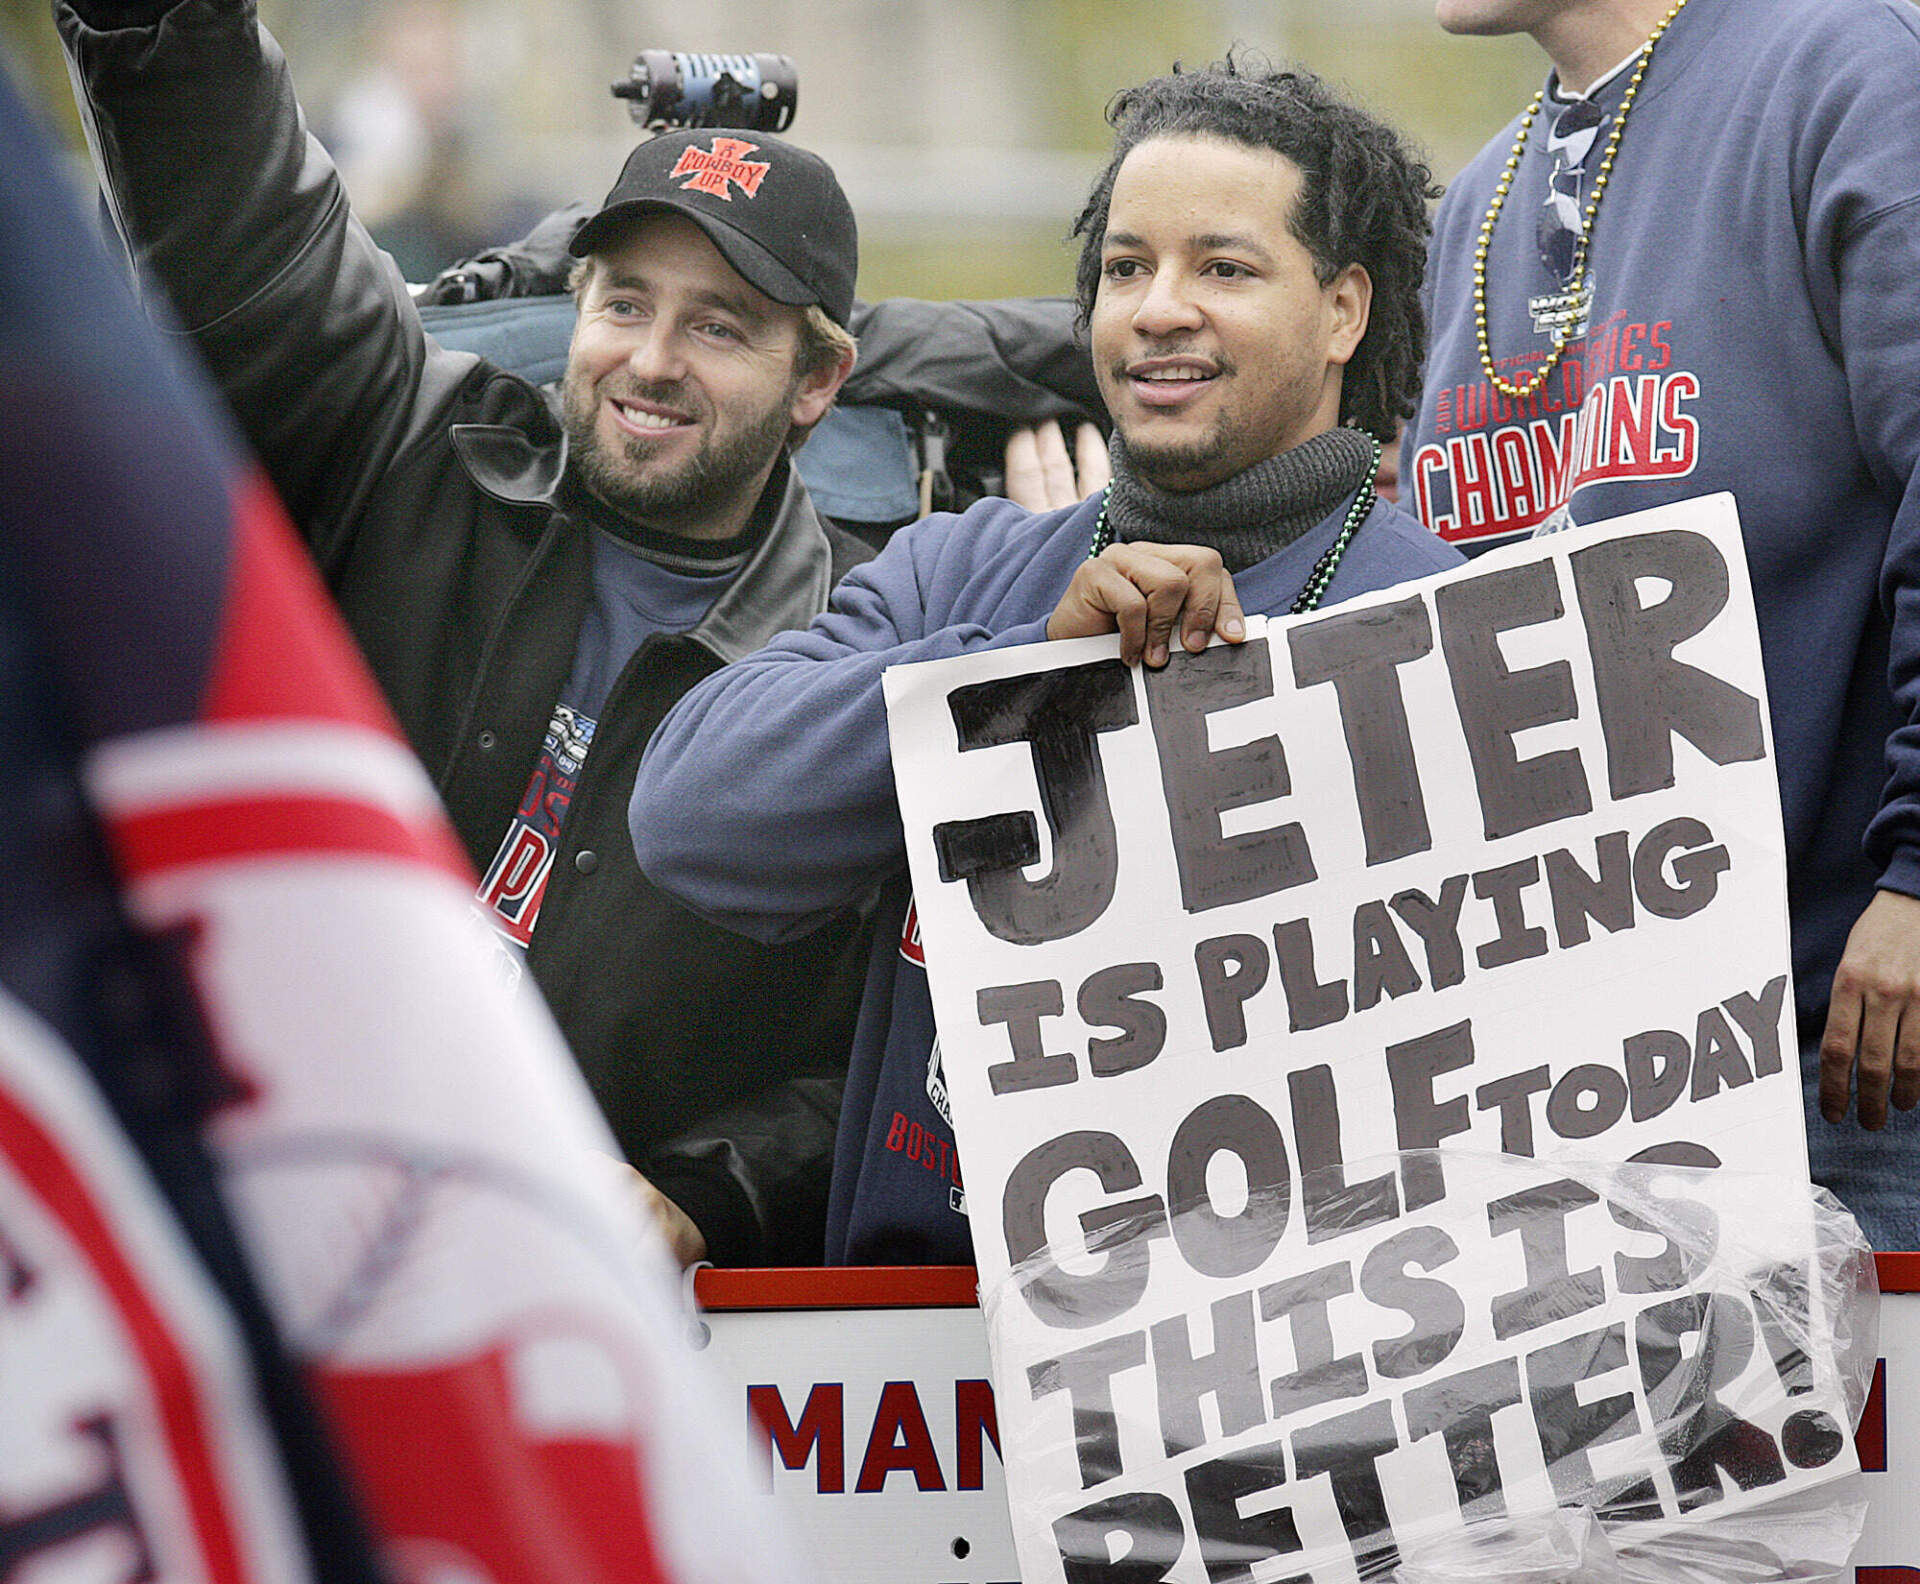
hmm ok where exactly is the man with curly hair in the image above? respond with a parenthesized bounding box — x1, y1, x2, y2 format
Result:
(630, 59, 1465, 1264)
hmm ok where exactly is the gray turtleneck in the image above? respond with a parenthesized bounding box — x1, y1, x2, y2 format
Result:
(1105, 425, 1378, 574)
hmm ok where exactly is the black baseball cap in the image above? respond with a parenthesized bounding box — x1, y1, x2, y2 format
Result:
(569, 128, 858, 327)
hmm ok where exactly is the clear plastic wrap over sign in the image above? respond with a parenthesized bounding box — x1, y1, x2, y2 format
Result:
(989, 1152, 1875, 1584)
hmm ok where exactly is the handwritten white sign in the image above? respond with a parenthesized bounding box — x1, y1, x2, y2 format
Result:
(884, 497, 1859, 1583)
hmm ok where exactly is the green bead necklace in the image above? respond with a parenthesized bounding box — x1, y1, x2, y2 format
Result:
(1085, 433, 1383, 617)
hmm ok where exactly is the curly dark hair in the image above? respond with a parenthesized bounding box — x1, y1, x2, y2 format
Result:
(1072, 57, 1439, 444)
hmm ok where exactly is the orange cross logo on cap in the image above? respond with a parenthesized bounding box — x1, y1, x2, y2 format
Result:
(669, 137, 772, 201)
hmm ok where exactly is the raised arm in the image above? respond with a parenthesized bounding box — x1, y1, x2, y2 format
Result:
(56, 0, 474, 568)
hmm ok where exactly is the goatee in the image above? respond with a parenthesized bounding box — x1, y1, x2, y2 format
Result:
(561, 373, 797, 533)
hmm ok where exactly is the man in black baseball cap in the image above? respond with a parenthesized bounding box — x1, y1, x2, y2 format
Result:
(57, 0, 875, 1269)
(556, 128, 860, 554)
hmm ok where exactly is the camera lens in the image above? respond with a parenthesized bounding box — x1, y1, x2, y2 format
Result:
(612, 52, 798, 134)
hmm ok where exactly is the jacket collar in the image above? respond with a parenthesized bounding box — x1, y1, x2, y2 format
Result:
(450, 420, 568, 505)
(690, 455, 835, 664)
(447, 421, 834, 666)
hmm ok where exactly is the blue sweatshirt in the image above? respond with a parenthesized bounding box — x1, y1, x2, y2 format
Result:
(632, 488, 1462, 1264)
(1408, 0, 1920, 1028)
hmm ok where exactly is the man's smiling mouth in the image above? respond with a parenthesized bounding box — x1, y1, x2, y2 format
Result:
(1120, 357, 1221, 406)
(611, 397, 692, 432)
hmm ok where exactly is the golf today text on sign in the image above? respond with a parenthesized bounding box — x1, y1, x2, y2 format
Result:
(882, 496, 1862, 1583)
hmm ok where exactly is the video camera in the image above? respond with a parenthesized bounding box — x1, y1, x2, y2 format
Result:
(611, 52, 798, 135)
(416, 48, 799, 305)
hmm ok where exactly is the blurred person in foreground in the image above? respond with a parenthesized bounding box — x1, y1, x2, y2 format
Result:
(0, 44, 804, 1575)
(630, 58, 1465, 1265)
(57, 0, 879, 1268)
(1406, 0, 1920, 1246)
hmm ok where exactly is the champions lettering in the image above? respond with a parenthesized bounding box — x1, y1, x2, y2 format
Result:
(1411, 315, 1700, 545)
(1412, 376, 1700, 546)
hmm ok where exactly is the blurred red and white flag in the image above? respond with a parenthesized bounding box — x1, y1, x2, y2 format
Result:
(0, 54, 803, 1584)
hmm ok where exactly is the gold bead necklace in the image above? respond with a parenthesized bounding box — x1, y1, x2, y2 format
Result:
(1472, 0, 1691, 399)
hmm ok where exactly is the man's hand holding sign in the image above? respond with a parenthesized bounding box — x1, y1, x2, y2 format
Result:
(1048, 543, 1247, 669)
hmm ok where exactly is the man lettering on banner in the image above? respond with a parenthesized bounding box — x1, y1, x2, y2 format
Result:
(1405, 0, 1920, 1245)
(57, 0, 879, 1268)
(632, 59, 1465, 1265)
